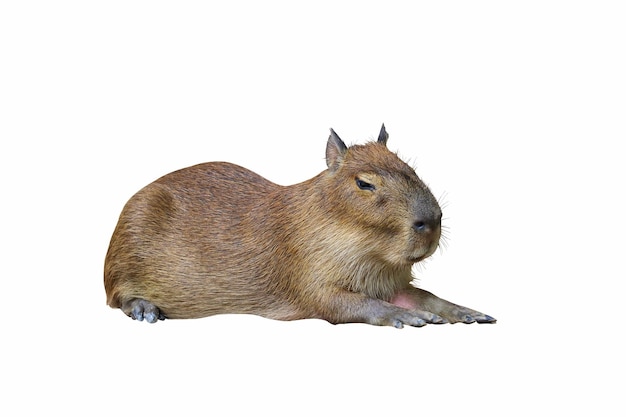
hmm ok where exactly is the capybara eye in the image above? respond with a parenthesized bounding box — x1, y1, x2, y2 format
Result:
(356, 178, 375, 191)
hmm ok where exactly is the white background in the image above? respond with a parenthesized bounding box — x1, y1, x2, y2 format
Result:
(2, 1, 625, 415)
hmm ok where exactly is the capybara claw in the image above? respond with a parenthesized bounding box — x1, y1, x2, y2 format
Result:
(477, 314, 497, 323)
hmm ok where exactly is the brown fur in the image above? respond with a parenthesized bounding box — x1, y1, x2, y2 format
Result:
(104, 125, 495, 327)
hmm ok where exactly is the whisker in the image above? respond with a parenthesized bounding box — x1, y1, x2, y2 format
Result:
(438, 229, 450, 251)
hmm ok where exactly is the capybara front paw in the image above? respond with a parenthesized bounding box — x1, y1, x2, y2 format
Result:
(381, 310, 432, 328)
(124, 299, 165, 323)
(444, 306, 496, 324)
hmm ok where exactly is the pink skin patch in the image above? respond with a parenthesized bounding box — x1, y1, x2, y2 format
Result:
(390, 292, 418, 310)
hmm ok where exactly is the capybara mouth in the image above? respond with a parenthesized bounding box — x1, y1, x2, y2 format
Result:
(408, 255, 426, 263)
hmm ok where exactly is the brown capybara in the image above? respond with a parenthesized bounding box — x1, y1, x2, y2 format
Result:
(104, 125, 495, 328)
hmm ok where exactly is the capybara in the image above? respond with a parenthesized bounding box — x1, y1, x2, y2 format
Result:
(104, 125, 495, 328)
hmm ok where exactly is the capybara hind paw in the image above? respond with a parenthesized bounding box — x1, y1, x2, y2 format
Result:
(124, 299, 164, 323)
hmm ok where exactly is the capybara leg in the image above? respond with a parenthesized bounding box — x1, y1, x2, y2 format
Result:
(324, 293, 441, 328)
(121, 298, 166, 323)
(391, 288, 496, 324)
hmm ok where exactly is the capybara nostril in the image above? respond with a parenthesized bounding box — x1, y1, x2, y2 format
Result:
(412, 215, 440, 233)
(413, 220, 428, 233)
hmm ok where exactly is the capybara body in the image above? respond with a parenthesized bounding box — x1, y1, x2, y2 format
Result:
(104, 125, 495, 327)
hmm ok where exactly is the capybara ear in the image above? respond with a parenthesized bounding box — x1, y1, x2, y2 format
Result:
(377, 123, 389, 146)
(326, 128, 348, 171)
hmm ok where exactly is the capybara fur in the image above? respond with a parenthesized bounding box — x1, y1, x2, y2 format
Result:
(104, 125, 495, 328)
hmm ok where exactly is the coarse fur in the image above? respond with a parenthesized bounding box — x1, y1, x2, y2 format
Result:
(104, 125, 495, 328)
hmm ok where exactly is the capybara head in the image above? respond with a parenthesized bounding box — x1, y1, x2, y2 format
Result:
(322, 124, 442, 269)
